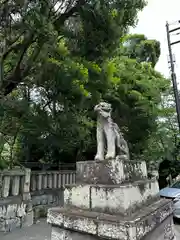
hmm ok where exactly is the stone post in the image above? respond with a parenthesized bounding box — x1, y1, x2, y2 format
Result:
(47, 158, 176, 240)
(43, 173, 48, 189)
(2, 175, 10, 198)
(48, 173, 53, 188)
(22, 168, 34, 227)
(53, 173, 57, 188)
(12, 176, 20, 196)
(37, 174, 43, 190)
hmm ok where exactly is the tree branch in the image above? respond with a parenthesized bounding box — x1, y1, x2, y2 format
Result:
(19, 42, 43, 84)
(0, 32, 35, 96)
(1, 32, 26, 63)
(0, 0, 87, 96)
(53, 0, 86, 30)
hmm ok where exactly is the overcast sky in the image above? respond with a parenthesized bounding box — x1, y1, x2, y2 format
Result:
(131, 0, 180, 85)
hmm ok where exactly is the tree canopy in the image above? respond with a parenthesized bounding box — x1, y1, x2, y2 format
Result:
(0, 0, 177, 170)
(0, 0, 146, 95)
(122, 34, 161, 67)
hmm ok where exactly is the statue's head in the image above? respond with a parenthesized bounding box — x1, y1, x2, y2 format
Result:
(94, 102, 112, 118)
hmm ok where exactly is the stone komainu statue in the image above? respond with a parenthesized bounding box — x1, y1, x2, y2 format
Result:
(94, 102, 129, 161)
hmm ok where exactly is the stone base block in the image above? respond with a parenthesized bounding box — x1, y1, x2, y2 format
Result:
(0, 201, 29, 232)
(50, 215, 175, 240)
(47, 199, 174, 240)
(143, 215, 175, 240)
(64, 178, 159, 215)
(51, 227, 99, 240)
(76, 159, 147, 185)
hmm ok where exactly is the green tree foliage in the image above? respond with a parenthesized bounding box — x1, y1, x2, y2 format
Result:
(102, 57, 169, 154)
(142, 87, 180, 163)
(0, 1, 173, 169)
(0, 0, 146, 95)
(122, 34, 161, 67)
(0, 41, 169, 167)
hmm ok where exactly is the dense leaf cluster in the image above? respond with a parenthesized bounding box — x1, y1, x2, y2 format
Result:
(0, 0, 175, 169)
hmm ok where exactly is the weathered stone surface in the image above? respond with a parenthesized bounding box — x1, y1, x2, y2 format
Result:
(30, 188, 64, 223)
(11, 176, 20, 196)
(22, 210, 34, 227)
(2, 176, 11, 198)
(5, 205, 17, 219)
(23, 168, 31, 194)
(5, 217, 21, 232)
(0, 169, 27, 176)
(0, 220, 5, 232)
(143, 215, 175, 240)
(0, 217, 21, 232)
(47, 199, 174, 240)
(76, 159, 147, 185)
(64, 179, 159, 215)
(31, 189, 64, 208)
(0, 193, 32, 232)
(50, 216, 175, 240)
(48, 158, 176, 239)
(3, 219, 180, 240)
(0, 202, 27, 232)
(0, 168, 33, 232)
(0, 168, 74, 234)
(0, 219, 51, 240)
(94, 102, 129, 161)
(17, 203, 26, 217)
(51, 226, 99, 240)
(0, 203, 26, 220)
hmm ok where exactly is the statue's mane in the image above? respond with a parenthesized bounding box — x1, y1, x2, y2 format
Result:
(95, 102, 112, 118)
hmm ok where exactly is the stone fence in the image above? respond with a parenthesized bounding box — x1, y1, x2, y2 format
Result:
(0, 168, 76, 232)
(30, 171, 76, 191)
(0, 168, 32, 232)
(30, 171, 76, 220)
(0, 169, 29, 198)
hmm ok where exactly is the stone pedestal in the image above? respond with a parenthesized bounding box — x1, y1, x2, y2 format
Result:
(47, 159, 176, 240)
(76, 158, 147, 184)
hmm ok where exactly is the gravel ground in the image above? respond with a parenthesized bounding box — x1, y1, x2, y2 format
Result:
(0, 219, 180, 240)
(175, 223, 180, 238)
(0, 219, 51, 240)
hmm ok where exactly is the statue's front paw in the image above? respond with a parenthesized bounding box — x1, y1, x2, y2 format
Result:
(95, 154, 104, 161)
(105, 153, 115, 160)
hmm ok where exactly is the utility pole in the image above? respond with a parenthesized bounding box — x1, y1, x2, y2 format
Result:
(166, 21, 180, 131)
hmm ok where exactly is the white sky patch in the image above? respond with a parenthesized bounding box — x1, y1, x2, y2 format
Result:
(131, 0, 180, 87)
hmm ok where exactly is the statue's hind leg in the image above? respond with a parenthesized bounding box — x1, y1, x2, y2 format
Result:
(116, 132, 130, 160)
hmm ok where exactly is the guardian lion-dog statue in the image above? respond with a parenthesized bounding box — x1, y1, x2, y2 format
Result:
(94, 102, 129, 161)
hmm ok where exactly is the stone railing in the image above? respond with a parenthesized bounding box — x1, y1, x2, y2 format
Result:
(30, 171, 76, 191)
(0, 168, 32, 232)
(0, 168, 30, 198)
(0, 168, 76, 232)
(30, 171, 76, 221)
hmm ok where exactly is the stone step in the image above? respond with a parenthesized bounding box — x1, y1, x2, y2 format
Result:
(47, 199, 174, 240)
(64, 178, 159, 216)
(76, 158, 147, 185)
